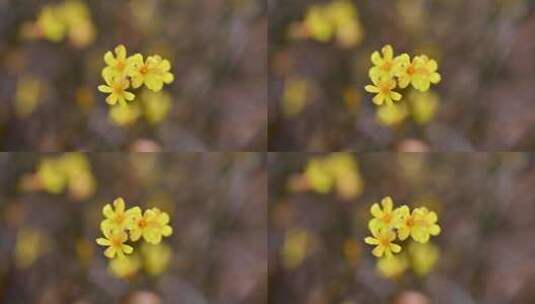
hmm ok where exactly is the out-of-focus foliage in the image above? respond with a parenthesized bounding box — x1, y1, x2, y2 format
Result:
(269, 0, 535, 151)
(0, 153, 266, 303)
(269, 152, 535, 303)
(0, 0, 266, 151)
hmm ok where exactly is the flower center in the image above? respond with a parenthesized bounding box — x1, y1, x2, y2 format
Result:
(110, 236, 123, 248)
(139, 65, 149, 74)
(381, 60, 392, 71)
(116, 60, 126, 71)
(378, 82, 392, 94)
(112, 82, 125, 95)
(114, 213, 125, 224)
(382, 212, 392, 223)
(407, 65, 416, 75)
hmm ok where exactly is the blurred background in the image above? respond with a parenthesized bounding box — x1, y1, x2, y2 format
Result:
(0, 0, 266, 151)
(268, 152, 535, 304)
(268, 0, 535, 151)
(0, 152, 266, 303)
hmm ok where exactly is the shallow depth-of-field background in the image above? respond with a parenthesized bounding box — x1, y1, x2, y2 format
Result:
(268, 0, 535, 151)
(0, 0, 266, 151)
(268, 152, 535, 304)
(0, 153, 266, 303)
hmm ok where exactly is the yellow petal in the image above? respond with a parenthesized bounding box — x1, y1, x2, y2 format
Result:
(102, 204, 114, 218)
(104, 51, 115, 66)
(365, 85, 379, 93)
(430, 73, 441, 84)
(382, 45, 393, 60)
(162, 225, 173, 237)
(391, 243, 402, 253)
(96, 238, 110, 246)
(114, 197, 125, 212)
(372, 245, 385, 257)
(122, 244, 133, 254)
(381, 196, 393, 212)
(364, 237, 379, 245)
(371, 51, 382, 65)
(391, 92, 402, 101)
(370, 203, 382, 217)
(98, 85, 112, 93)
(372, 94, 384, 105)
(429, 224, 441, 236)
(124, 92, 135, 101)
(104, 247, 116, 258)
(115, 44, 126, 59)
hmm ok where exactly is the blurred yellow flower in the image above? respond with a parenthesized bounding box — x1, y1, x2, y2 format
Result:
(408, 90, 439, 125)
(303, 153, 363, 199)
(15, 75, 43, 118)
(304, 159, 333, 194)
(108, 254, 141, 278)
(408, 241, 439, 276)
(96, 227, 133, 259)
(376, 102, 409, 127)
(109, 102, 142, 126)
(364, 225, 401, 258)
(15, 228, 51, 269)
(282, 76, 308, 117)
(37, 158, 67, 194)
(37, 6, 67, 42)
(376, 254, 408, 279)
(35, 153, 96, 199)
(299, 1, 363, 48)
(141, 242, 172, 276)
(282, 228, 311, 269)
(365, 76, 402, 106)
(369, 196, 402, 231)
(98, 73, 135, 106)
(304, 5, 333, 42)
(141, 90, 172, 124)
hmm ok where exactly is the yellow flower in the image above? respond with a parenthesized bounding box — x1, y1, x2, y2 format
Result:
(369, 45, 399, 80)
(410, 55, 441, 92)
(137, 208, 173, 244)
(130, 55, 174, 92)
(141, 243, 172, 276)
(98, 73, 135, 106)
(96, 227, 133, 259)
(408, 241, 439, 276)
(141, 90, 172, 124)
(127, 207, 152, 242)
(368, 196, 401, 231)
(102, 45, 137, 79)
(394, 53, 416, 89)
(304, 159, 334, 193)
(37, 6, 67, 42)
(100, 198, 137, 233)
(410, 207, 441, 243)
(376, 101, 409, 127)
(364, 76, 402, 106)
(396, 205, 418, 241)
(304, 6, 333, 42)
(376, 254, 408, 279)
(364, 225, 401, 257)
(108, 253, 141, 278)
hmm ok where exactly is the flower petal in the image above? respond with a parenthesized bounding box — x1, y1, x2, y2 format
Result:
(364, 237, 379, 245)
(96, 238, 110, 246)
(371, 51, 382, 65)
(365, 85, 379, 93)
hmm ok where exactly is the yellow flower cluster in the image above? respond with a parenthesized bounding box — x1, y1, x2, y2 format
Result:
(364, 196, 440, 258)
(365, 45, 441, 106)
(20, 0, 95, 48)
(96, 197, 173, 259)
(302, 153, 364, 200)
(376, 90, 439, 127)
(289, 0, 364, 48)
(98, 45, 174, 107)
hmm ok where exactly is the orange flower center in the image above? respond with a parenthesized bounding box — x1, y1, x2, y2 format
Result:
(378, 82, 392, 94)
(381, 60, 392, 71)
(114, 213, 125, 224)
(407, 65, 416, 75)
(116, 60, 126, 71)
(382, 212, 392, 223)
(110, 236, 123, 248)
